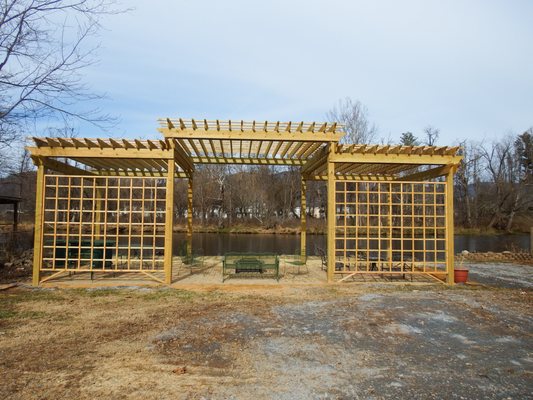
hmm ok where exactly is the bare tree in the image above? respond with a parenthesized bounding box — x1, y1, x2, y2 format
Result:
(327, 97, 378, 144)
(455, 140, 482, 228)
(0, 0, 123, 148)
(423, 125, 440, 146)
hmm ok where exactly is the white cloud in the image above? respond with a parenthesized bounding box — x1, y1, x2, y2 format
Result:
(79, 0, 533, 142)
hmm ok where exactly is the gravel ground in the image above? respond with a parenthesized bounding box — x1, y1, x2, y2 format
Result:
(465, 262, 533, 289)
(1, 273, 532, 400)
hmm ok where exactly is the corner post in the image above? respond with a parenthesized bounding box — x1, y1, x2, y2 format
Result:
(164, 158, 175, 284)
(187, 176, 193, 258)
(300, 177, 307, 262)
(327, 143, 336, 283)
(445, 167, 455, 285)
(32, 161, 45, 286)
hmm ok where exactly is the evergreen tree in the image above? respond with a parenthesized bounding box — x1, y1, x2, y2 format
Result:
(400, 132, 419, 146)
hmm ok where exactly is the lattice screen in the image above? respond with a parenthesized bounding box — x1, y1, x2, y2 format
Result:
(334, 181, 447, 275)
(40, 175, 167, 272)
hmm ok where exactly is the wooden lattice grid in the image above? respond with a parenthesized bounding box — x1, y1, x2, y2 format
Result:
(334, 180, 447, 275)
(40, 175, 166, 272)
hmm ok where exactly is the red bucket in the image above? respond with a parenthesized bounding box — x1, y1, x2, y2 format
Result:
(454, 269, 469, 283)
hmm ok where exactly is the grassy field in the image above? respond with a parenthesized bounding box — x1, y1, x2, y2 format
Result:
(0, 282, 531, 399)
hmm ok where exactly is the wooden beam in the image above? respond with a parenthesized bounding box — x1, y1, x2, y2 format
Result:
(164, 158, 175, 284)
(288, 142, 305, 158)
(187, 177, 193, 258)
(271, 141, 284, 158)
(190, 156, 305, 166)
(166, 118, 175, 129)
(36, 157, 96, 176)
(446, 167, 456, 285)
(32, 161, 45, 286)
(301, 142, 324, 159)
(326, 144, 336, 283)
(301, 177, 307, 262)
(57, 138, 74, 147)
(84, 138, 98, 148)
(329, 152, 463, 165)
(395, 164, 456, 181)
(95, 170, 189, 178)
(173, 140, 194, 171)
(46, 138, 60, 147)
(27, 146, 173, 159)
(97, 138, 112, 149)
(309, 174, 396, 181)
(159, 128, 339, 142)
(301, 146, 328, 175)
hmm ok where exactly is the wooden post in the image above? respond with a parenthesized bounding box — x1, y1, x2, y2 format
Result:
(164, 158, 175, 284)
(187, 177, 193, 258)
(300, 177, 307, 261)
(445, 168, 455, 285)
(32, 162, 45, 286)
(327, 143, 336, 283)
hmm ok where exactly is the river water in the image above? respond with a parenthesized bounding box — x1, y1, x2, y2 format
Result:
(173, 232, 531, 256)
(2, 231, 529, 256)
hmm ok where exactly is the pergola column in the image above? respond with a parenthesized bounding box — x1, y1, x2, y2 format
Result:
(32, 161, 45, 286)
(187, 176, 193, 258)
(326, 143, 336, 283)
(300, 177, 307, 262)
(164, 158, 175, 284)
(445, 167, 455, 285)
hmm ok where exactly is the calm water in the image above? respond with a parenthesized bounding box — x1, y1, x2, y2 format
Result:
(173, 233, 531, 256)
(1, 231, 529, 256)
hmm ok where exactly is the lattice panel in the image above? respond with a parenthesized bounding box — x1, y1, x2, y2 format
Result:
(41, 175, 166, 272)
(334, 181, 447, 275)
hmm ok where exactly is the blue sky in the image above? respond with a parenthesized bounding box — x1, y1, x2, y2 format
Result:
(78, 0, 532, 145)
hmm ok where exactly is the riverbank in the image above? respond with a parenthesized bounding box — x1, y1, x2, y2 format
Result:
(173, 223, 324, 235)
(2, 222, 531, 236)
(174, 224, 532, 236)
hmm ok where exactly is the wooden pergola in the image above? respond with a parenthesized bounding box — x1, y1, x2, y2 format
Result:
(27, 118, 462, 285)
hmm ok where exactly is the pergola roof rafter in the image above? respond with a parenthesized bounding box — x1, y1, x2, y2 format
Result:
(158, 118, 344, 166)
(27, 121, 461, 182)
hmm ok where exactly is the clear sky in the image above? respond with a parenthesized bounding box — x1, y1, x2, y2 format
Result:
(79, 0, 532, 145)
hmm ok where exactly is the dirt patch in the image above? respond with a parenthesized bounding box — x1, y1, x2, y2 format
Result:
(0, 285, 531, 399)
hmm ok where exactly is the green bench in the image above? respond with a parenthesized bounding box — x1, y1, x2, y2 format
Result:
(222, 253, 279, 282)
(51, 239, 114, 269)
